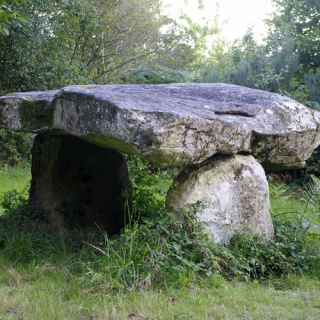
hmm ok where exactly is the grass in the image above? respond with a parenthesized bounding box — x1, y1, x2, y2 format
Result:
(0, 268, 319, 320)
(0, 166, 30, 195)
(0, 165, 319, 319)
(0, 166, 30, 214)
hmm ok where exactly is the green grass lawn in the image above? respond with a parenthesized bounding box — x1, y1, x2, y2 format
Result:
(0, 166, 30, 215)
(0, 166, 319, 320)
(0, 267, 319, 320)
(0, 166, 30, 195)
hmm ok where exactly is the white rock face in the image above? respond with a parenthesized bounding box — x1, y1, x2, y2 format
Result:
(167, 155, 274, 244)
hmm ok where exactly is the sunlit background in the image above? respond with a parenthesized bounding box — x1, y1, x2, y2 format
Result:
(163, 0, 274, 42)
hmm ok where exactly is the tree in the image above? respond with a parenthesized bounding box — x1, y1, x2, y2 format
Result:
(0, 0, 24, 35)
(201, 30, 281, 91)
(266, 0, 320, 106)
(0, 0, 178, 92)
(271, 0, 320, 71)
(199, 0, 320, 107)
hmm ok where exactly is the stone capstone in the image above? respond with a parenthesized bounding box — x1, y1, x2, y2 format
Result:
(53, 84, 320, 168)
(1, 84, 320, 168)
(0, 90, 58, 131)
(30, 132, 130, 233)
(167, 155, 274, 244)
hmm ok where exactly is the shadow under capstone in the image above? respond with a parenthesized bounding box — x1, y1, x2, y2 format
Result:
(30, 132, 131, 234)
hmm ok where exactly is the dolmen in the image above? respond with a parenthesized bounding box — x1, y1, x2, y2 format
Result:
(1, 84, 320, 244)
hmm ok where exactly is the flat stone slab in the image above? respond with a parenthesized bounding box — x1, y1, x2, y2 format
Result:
(0, 90, 58, 131)
(1, 84, 320, 168)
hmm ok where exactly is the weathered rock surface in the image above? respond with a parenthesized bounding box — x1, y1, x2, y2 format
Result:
(1, 83, 320, 168)
(52, 84, 320, 168)
(167, 155, 274, 244)
(30, 132, 130, 233)
(0, 90, 58, 131)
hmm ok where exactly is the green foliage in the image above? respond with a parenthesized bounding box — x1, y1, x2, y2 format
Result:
(0, 0, 162, 91)
(272, 0, 320, 72)
(229, 223, 313, 280)
(0, 129, 32, 166)
(200, 0, 320, 108)
(1, 189, 28, 216)
(0, 0, 209, 93)
(0, 166, 30, 205)
(0, 0, 24, 36)
(303, 175, 320, 225)
(128, 156, 174, 217)
(266, 0, 320, 108)
(201, 30, 282, 91)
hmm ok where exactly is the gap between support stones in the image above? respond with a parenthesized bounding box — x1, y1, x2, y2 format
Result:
(30, 131, 131, 234)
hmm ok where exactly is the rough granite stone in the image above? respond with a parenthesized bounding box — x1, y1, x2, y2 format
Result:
(1, 84, 320, 168)
(0, 90, 58, 131)
(52, 84, 320, 168)
(167, 155, 274, 244)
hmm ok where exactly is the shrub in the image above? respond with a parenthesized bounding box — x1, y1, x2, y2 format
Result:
(1, 189, 28, 216)
(0, 129, 32, 166)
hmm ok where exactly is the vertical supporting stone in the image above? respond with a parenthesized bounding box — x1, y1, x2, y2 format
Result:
(30, 132, 131, 233)
(167, 155, 274, 244)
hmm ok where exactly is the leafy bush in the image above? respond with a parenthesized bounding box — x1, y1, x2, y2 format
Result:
(128, 156, 174, 218)
(229, 222, 315, 280)
(0, 129, 32, 166)
(1, 189, 28, 216)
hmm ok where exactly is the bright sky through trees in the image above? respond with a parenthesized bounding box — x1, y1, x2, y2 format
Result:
(162, 0, 274, 42)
